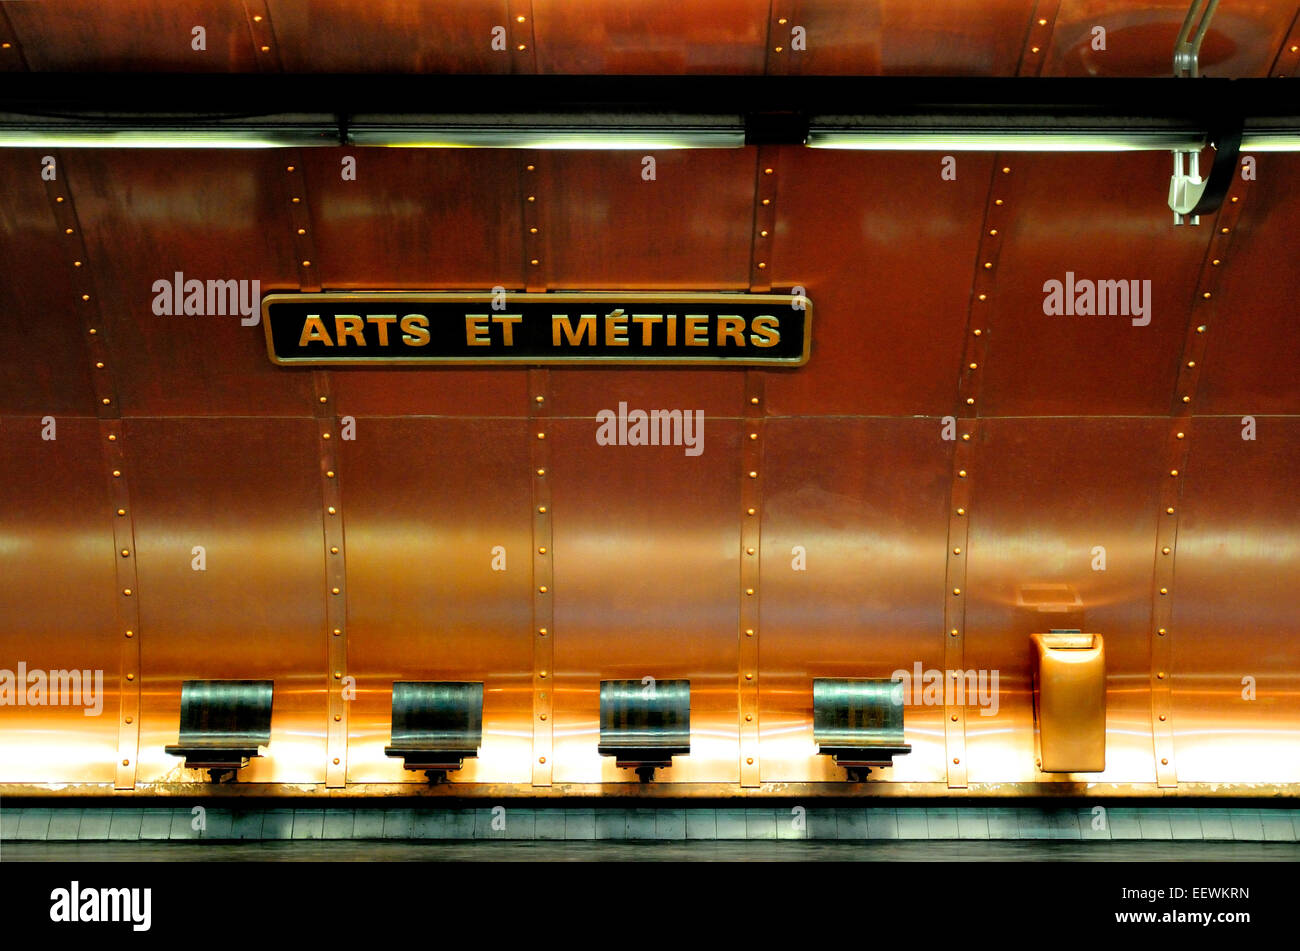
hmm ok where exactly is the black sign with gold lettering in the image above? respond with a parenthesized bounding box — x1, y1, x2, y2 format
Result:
(263, 292, 811, 366)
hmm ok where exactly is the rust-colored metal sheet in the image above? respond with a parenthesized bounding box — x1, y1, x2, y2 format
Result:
(1199, 154, 1300, 416)
(0, 152, 98, 416)
(766, 147, 990, 417)
(533, 0, 768, 74)
(1042, 0, 1293, 77)
(976, 152, 1207, 418)
(1171, 416, 1300, 783)
(126, 418, 328, 785)
(66, 150, 308, 417)
(0, 418, 120, 784)
(535, 150, 756, 290)
(769, 0, 1035, 76)
(338, 417, 534, 784)
(267, 0, 516, 73)
(549, 416, 743, 784)
(963, 417, 1165, 785)
(758, 417, 951, 784)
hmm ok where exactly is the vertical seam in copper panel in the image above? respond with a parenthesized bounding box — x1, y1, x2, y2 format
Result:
(508, 0, 538, 73)
(763, 2, 782, 76)
(282, 154, 344, 785)
(529, 369, 554, 785)
(1149, 169, 1254, 788)
(239, 0, 282, 72)
(1016, 0, 1061, 77)
(520, 154, 545, 292)
(943, 158, 1005, 788)
(740, 375, 764, 787)
(749, 146, 779, 292)
(0, 6, 30, 71)
(1265, 6, 1300, 77)
(42, 152, 142, 789)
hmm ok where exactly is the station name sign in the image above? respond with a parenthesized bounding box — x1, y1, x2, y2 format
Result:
(262, 292, 811, 366)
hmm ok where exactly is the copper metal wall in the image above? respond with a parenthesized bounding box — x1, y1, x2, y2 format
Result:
(0, 139, 1297, 797)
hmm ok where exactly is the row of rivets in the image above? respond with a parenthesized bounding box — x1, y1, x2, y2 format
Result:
(739, 375, 764, 786)
(943, 158, 1009, 786)
(240, 0, 280, 71)
(1148, 166, 1253, 786)
(1269, 15, 1300, 77)
(520, 154, 545, 292)
(749, 146, 780, 291)
(506, 2, 538, 70)
(42, 155, 142, 788)
(1016, 1, 1061, 76)
(0, 6, 24, 70)
(283, 154, 319, 291)
(529, 369, 554, 784)
(316, 371, 349, 787)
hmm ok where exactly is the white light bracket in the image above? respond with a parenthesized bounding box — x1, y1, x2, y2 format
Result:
(1169, 0, 1226, 225)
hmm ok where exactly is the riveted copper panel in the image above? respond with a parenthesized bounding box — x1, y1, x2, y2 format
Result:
(64, 150, 307, 417)
(0, 418, 120, 783)
(267, 0, 516, 73)
(338, 417, 534, 784)
(5, 1, 261, 72)
(536, 150, 755, 290)
(1042, 0, 1293, 77)
(758, 417, 951, 784)
(533, 0, 768, 74)
(1200, 154, 1300, 415)
(766, 147, 990, 417)
(963, 418, 1164, 785)
(127, 418, 328, 784)
(977, 152, 1207, 417)
(1171, 416, 1300, 783)
(0, 152, 98, 416)
(549, 417, 742, 783)
(768, 0, 1034, 76)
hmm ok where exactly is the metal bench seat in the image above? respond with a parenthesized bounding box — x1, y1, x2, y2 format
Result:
(164, 679, 273, 782)
(598, 678, 690, 782)
(385, 681, 483, 781)
(813, 678, 911, 780)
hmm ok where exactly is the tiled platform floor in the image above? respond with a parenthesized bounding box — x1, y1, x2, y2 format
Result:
(3, 806, 1297, 842)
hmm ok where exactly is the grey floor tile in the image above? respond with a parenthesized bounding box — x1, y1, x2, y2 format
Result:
(745, 810, 778, 840)
(807, 808, 838, 840)
(867, 809, 899, 840)
(896, 809, 929, 840)
(0, 809, 21, 841)
(139, 810, 172, 841)
(1229, 810, 1264, 841)
(926, 808, 960, 840)
(1107, 809, 1143, 840)
(1045, 809, 1081, 840)
(201, 809, 234, 840)
(108, 810, 143, 841)
(777, 806, 807, 840)
(626, 809, 656, 841)
(352, 808, 385, 839)
(47, 810, 83, 841)
(322, 810, 355, 840)
(1017, 809, 1052, 839)
(18, 809, 52, 841)
(229, 810, 263, 841)
(1078, 807, 1112, 840)
(412, 810, 446, 839)
(1169, 812, 1203, 841)
(685, 810, 717, 840)
(1199, 810, 1233, 840)
(594, 810, 626, 840)
(78, 810, 113, 840)
(715, 809, 747, 840)
(261, 809, 294, 840)
(292, 809, 325, 840)
(1261, 811, 1295, 842)
(1291, 811, 1300, 841)
(169, 809, 202, 840)
(564, 810, 595, 840)
(382, 809, 415, 839)
(655, 809, 686, 840)
(533, 810, 565, 841)
(499, 808, 534, 840)
(987, 809, 1021, 840)
(956, 809, 989, 840)
(836, 808, 869, 840)
(1137, 810, 1173, 840)
(443, 809, 476, 839)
